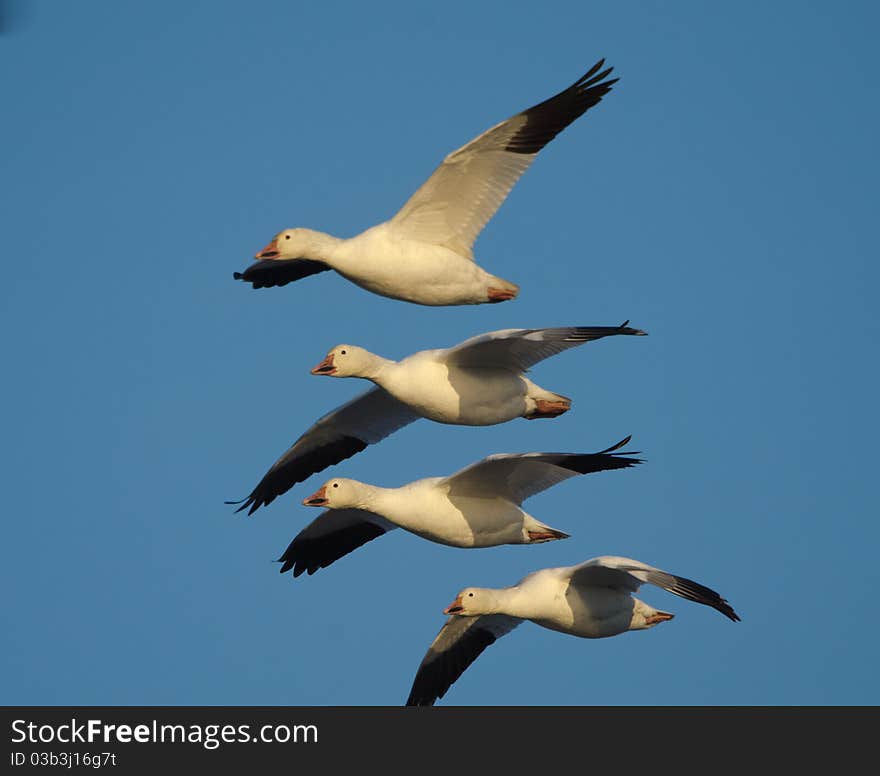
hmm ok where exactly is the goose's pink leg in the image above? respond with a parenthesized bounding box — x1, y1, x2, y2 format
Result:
(525, 399, 571, 419)
(527, 528, 570, 542)
(487, 287, 518, 303)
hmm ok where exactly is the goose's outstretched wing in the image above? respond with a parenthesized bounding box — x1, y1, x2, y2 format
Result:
(233, 258, 330, 289)
(228, 388, 420, 515)
(444, 324, 646, 372)
(569, 556, 740, 622)
(390, 61, 618, 257)
(443, 436, 642, 504)
(277, 509, 398, 577)
(406, 614, 522, 706)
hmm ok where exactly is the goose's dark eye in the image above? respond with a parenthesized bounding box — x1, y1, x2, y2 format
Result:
(333, 483, 339, 488)
(340, 350, 347, 355)
(468, 592, 474, 597)
(285, 235, 291, 240)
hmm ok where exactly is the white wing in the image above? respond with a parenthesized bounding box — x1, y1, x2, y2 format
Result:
(277, 508, 398, 577)
(568, 557, 740, 621)
(444, 324, 646, 372)
(229, 387, 421, 515)
(442, 437, 641, 505)
(405, 614, 522, 706)
(390, 61, 617, 257)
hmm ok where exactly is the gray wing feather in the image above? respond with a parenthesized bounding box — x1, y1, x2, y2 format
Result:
(443, 436, 642, 505)
(570, 556, 740, 622)
(445, 324, 646, 372)
(390, 62, 617, 257)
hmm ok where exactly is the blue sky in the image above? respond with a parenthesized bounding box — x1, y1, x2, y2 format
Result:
(2, 0, 878, 705)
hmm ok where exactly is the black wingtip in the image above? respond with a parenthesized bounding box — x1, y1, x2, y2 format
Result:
(405, 695, 435, 708)
(505, 60, 619, 155)
(277, 521, 388, 580)
(597, 434, 632, 454)
(586, 67, 614, 86)
(552, 446, 643, 476)
(233, 258, 331, 289)
(582, 58, 606, 81)
(227, 497, 256, 515)
(273, 556, 296, 575)
(580, 59, 618, 88)
(664, 573, 741, 624)
(226, 497, 256, 514)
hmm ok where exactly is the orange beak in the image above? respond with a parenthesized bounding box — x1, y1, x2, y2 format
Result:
(310, 353, 336, 376)
(302, 485, 328, 507)
(443, 595, 464, 615)
(255, 238, 280, 259)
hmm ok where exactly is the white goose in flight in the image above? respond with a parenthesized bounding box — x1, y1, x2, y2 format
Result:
(406, 556, 740, 706)
(228, 324, 645, 515)
(234, 60, 618, 305)
(278, 437, 641, 577)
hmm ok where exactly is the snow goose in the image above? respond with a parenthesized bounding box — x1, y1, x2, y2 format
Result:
(229, 323, 645, 514)
(234, 60, 618, 305)
(277, 436, 641, 577)
(406, 556, 740, 706)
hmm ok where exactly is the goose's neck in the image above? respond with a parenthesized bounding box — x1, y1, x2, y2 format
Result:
(355, 483, 395, 513)
(489, 584, 549, 620)
(361, 354, 397, 384)
(297, 229, 344, 263)
(478, 587, 528, 618)
(501, 586, 529, 618)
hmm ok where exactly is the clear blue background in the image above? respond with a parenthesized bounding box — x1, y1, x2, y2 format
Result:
(2, 0, 878, 705)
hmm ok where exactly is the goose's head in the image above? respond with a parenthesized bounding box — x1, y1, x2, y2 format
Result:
(310, 344, 374, 378)
(629, 599, 675, 630)
(254, 228, 314, 260)
(302, 478, 364, 509)
(444, 587, 493, 616)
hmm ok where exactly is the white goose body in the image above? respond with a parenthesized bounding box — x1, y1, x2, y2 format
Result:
(326, 224, 508, 306)
(372, 351, 534, 426)
(485, 568, 646, 639)
(234, 61, 619, 306)
(351, 479, 536, 548)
